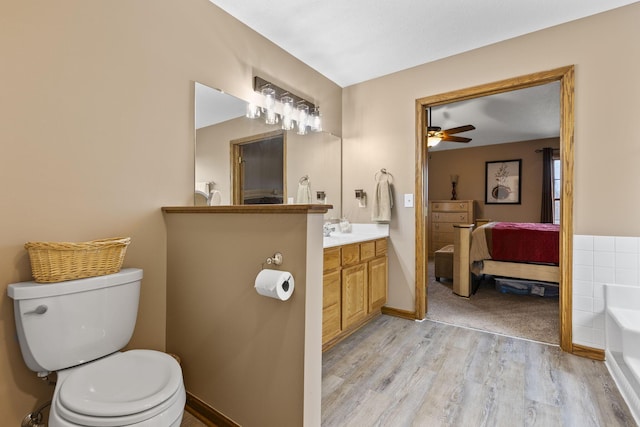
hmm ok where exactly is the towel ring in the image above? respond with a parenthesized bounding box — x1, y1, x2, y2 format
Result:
(375, 168, 393, 182)
(299, 175, 309, 184)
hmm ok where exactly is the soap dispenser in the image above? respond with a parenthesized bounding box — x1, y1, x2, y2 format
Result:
(339, 217, 351, 233)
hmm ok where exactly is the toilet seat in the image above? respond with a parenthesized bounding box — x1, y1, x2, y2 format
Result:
(54, 350, 184, 426)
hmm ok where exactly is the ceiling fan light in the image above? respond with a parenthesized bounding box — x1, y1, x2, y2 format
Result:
(427, 136, 441, 147)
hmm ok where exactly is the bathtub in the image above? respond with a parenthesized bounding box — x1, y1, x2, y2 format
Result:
(605, 283, 640, 425)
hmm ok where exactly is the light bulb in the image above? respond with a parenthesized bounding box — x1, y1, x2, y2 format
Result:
(262, 87, 277, 124)
(297, 104, 309, 135)
(310, 108, 322, 132)
(281, 96, 294, 130)
(246, 103, 260, 119)
(427, 136, 441, 147)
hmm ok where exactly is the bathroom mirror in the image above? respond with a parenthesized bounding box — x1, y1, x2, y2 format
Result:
(194, 82, 341, 217)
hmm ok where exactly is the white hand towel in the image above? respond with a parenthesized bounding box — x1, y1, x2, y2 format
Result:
(296, 179, 311, 203)
(372, 178, 393, 222)
(208, 190, 222, 206)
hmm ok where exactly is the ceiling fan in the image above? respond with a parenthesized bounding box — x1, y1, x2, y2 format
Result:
(427, 108, 475, 147)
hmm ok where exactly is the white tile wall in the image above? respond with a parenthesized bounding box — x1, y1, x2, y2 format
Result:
(573, 235, 640, 349)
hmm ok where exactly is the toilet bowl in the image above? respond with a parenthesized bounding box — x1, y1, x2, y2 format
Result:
(49, 350, 185, 427)
(8, 269, 185, 427)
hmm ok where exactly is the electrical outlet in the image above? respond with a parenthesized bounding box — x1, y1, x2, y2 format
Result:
(404, 194, 414, 208)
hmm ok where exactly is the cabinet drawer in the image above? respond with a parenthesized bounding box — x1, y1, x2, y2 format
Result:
(360, 241, 376, 261)
(431, 201, 470, 212)
(341, 244, 360, 266)
(432, 212, 469, 223)
(323, 247, 341, 272)
(375, 239, 387, 256)
(432, 222, 458, 234)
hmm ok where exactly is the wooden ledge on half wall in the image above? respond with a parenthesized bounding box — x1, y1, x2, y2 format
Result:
(162, 204, 333, 214)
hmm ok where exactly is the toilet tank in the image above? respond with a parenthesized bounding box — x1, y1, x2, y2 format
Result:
(7, 268, 142, 375)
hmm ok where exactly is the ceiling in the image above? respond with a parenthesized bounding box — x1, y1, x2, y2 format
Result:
(195, 80, 562, 150)
(428, 81, 560, 151)
(203, 0, 636, 149)
(207, 0, 637, 88)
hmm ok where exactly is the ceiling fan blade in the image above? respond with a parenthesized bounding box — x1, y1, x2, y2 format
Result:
(442, 135, 471, 143)
(443, 124, 475, 135)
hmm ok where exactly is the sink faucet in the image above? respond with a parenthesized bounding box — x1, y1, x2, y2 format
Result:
(323, 223, 333, 237)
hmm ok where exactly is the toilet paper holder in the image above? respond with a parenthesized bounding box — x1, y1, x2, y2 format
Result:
(265, 252, 283, 266)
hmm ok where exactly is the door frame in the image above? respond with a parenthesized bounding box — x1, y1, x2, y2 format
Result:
(414, 66, 575, 353)
(231, 129, 287, 204)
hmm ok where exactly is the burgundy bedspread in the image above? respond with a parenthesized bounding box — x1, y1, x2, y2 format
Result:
(489, 222, 559, 265)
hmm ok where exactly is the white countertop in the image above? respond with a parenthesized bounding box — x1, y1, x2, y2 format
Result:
(323, 223, 389, 248)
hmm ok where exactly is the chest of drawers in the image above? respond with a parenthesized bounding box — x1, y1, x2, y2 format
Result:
(428, 200, 475, 255)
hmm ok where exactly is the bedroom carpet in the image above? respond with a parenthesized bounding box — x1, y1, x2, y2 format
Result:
(426, 260, 560, 345)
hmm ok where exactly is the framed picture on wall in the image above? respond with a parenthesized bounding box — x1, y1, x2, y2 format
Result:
(485, 159, 522, 204)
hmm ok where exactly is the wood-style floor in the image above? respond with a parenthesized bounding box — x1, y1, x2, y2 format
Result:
(322, 315, 636, 427)
(181, 409, 209, 426)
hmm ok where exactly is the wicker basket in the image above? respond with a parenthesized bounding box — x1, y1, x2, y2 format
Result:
(24, 237, 131, 283)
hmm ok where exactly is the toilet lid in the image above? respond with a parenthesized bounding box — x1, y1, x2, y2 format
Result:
(59, 350, 182, 418)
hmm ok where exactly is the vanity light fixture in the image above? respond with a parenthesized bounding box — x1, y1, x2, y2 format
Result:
(310, 107, 323, 132)
(281, 95, 295, 131)
(245, 103, 261, 119)
(252, 76, 322, 134)
(262, 86, 278, 125)
(296, 104, 309, 135)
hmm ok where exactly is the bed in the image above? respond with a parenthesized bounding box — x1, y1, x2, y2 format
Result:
(453, 221, 560, 297)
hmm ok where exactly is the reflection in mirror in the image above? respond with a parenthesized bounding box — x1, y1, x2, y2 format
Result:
(231, 130, 285, 204)
(194, 82, 341, 218)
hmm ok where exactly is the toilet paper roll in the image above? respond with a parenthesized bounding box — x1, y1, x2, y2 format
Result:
(254, 269, 294, 301)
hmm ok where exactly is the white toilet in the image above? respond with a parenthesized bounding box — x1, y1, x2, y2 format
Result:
(8, 268, 185, 426)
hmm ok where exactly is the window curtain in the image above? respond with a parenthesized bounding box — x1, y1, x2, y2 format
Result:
(540, 147, 554, 223)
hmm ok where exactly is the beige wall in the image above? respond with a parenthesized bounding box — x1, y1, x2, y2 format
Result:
(342, 3, 640, 311)
(0, 0, 340, 422)
(164, 211, 323, 426)
(428, 138, 560, 222)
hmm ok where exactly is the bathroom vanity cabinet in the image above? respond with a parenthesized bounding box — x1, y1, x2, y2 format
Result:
(322, 238, 388, 351)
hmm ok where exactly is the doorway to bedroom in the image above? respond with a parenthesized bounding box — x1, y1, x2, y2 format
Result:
(414, 67, 575, 352)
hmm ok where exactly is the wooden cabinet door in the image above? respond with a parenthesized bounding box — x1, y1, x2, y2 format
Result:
(341, 264, 367, 330)
(368, 256, 388, 312)
(322, 270, 342, 344)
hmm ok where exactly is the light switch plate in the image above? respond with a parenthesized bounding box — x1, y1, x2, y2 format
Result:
(404, 194, 414, 208)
